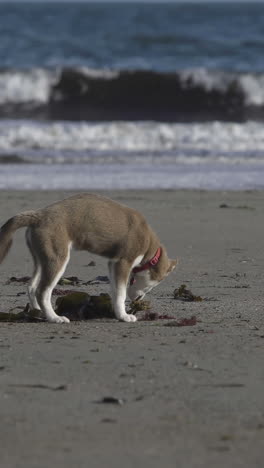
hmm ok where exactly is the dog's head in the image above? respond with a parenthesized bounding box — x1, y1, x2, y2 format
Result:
(127, 250, 177, 301)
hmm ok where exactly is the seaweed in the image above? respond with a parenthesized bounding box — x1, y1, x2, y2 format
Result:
(0, 304, 44, 322)
(82, 293, 113, 318)
(96, 397, 124, 405)
(55, 292, 114, 320)
(84, 276, 110, 285)
(53, 288, 79, 296)
(129, 300, 151, 313)
(138, 312, 175, 321)
(0, 290, 180, 323)
(8, 383, 67, 391)
(174, 284, 203, 302)
(0, 293, 147, 322)
(58, 276, 81, 286)
(219, 203, 255, 210)
(55, 291, 92, 320)
(6, 276, 31, 284)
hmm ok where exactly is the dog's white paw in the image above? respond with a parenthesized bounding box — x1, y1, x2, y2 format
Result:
(49, 315, 70, 324)
(120, 314, 137, 323)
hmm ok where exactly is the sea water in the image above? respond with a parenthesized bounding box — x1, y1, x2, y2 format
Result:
(1, 2, 264, 190)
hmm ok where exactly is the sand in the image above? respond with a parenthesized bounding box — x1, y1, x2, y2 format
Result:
(0, 189, 264, 468)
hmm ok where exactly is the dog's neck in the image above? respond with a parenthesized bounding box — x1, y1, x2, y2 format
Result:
(130, 247, 161, 285)
(132, 247, 161, 274)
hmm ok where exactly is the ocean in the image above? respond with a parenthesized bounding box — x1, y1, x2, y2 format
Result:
(1, 1, 264, 190)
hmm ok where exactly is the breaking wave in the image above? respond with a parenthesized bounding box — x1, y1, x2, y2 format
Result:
(1, 67, 264, 121)
(1, 120, 264, 165)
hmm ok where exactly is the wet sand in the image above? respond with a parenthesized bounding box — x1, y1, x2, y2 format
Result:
(0, 189, 264, 468)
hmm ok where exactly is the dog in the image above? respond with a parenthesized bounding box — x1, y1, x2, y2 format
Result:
(0, 193, 176, 323)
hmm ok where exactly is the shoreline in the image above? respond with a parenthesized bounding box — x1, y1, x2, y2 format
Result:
(1, 163, 264, 191)
(0, 189, 264, 467)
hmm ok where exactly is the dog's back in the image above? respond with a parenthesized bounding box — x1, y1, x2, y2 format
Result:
(35, 193, 152, 260)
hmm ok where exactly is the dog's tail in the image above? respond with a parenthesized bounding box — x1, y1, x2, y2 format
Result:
(0, 211, 39, 264)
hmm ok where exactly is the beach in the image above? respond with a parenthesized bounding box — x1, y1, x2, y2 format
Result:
(0, 2, 264, 466)
(0, 189, 264, 468)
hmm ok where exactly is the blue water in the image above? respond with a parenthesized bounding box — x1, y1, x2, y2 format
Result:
(0, 2, 264, 72)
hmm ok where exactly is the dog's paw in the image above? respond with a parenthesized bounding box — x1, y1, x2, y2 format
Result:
(120, 314, 137, 323)
(49, 315, 70, 324)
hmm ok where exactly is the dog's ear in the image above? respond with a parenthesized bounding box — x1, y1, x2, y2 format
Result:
(167, 259, 178, 274)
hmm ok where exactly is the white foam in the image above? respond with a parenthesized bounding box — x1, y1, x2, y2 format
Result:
(180, 68, 264, 106)
(180, 68, 229, 92)
(0, 69, 58, 105)
(1, 119, 264, 190)
(1, 120, 264, 162)
(239, 74, 264, 106)
(0, 67, 120, 105)
(78, 67, 119, 79)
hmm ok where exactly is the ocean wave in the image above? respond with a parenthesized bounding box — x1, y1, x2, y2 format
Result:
(0, 67, 264, 121)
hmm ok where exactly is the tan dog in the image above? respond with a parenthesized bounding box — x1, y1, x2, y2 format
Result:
(0, 193, 176, 323)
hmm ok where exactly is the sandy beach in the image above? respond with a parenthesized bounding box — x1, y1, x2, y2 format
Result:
(0, 189, 264, 468)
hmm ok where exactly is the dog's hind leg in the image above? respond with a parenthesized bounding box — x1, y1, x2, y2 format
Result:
(35, 239, 72, 324)
(26, 228, 41, 311)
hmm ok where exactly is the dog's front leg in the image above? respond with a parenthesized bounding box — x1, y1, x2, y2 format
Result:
(109, 259, 137, 323)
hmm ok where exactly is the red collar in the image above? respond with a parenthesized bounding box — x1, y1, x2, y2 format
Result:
(130, 247, 161, 285)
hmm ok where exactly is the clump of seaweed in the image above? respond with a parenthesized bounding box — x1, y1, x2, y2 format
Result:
(137, 312, 176, 321)
(6, 276, 31, 285)
(174, 284, 203, 302)
(0, 295, 198, 325)
(55, 292, 114, 320)
(56, 293, 151, 319)
(0, 293, 151, 322)
(129, 300, 151, 313)
(58, 276, 81, 286)
(0, 304, 44, 322)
